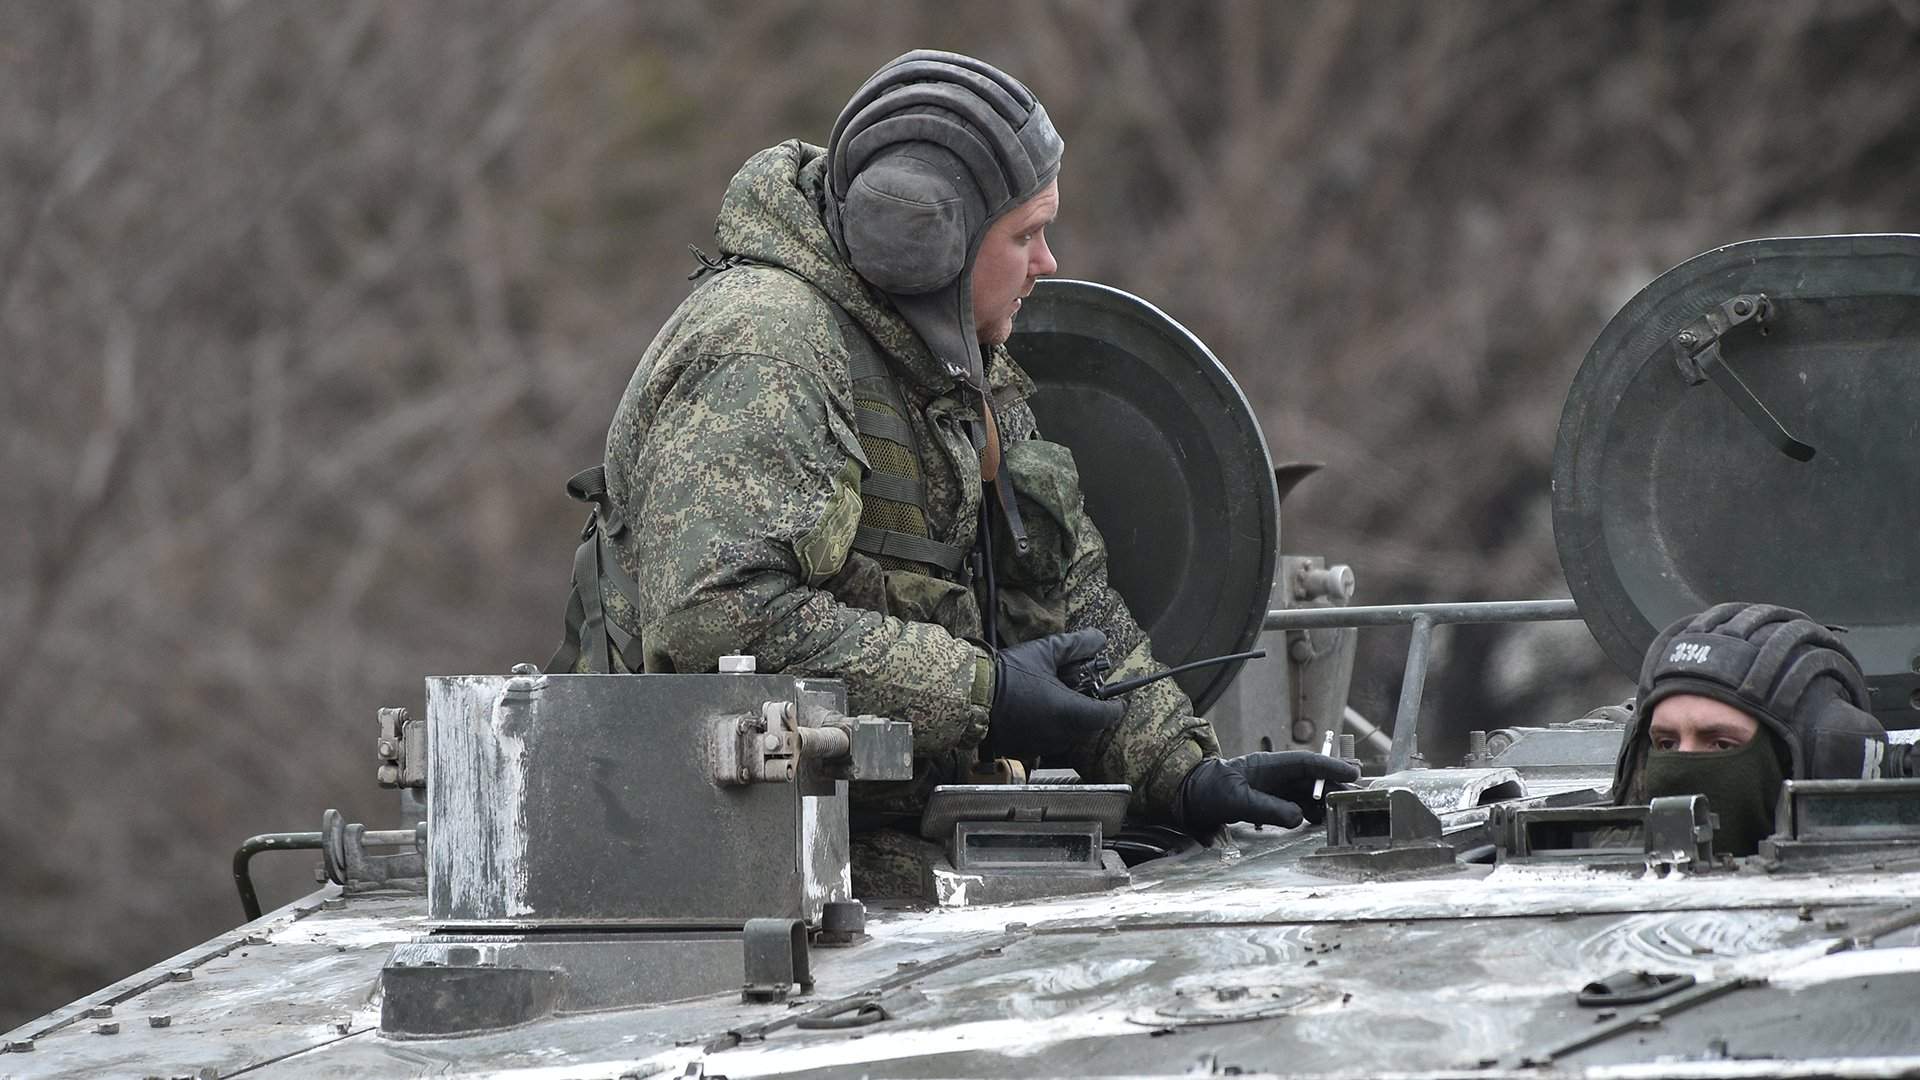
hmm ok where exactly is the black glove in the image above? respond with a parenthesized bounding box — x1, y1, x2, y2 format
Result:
(1174, 751, 1360, 834)
(988, 629, 1126, 759)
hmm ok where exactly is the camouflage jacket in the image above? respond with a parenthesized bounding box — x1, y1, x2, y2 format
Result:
(597, 140, 1217, 819)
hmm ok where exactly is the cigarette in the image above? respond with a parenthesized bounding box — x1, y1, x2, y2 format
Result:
(1312, 730, 1337, 800)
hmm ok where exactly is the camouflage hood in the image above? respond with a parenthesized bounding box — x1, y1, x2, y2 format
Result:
(714, 140, 959, 398)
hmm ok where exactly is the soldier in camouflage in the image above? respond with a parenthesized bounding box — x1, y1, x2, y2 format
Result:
(555, 50, 1355, 895)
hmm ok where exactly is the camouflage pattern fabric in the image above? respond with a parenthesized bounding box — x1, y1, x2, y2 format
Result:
(596, 140, 1215, 821)
(849, 829, 948, 901)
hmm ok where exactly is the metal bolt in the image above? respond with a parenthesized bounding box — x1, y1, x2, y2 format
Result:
(509, 662, 540, 676)
(321, 898, 346, 911)
(1677, 330, 1696, 346)
(1910, 653, 1920, 674)
(149, 1014, 172, 1028)
(761, 733, 781, 752)
(738, 767, 751, 783)
(377, 739, 396, 757)
(85, 1005, 113, 1018)
(1290, 719, 1315, 743)
(95, 1021, 120, 1035)
(1732, 299, 1751, 317)
(168, 968, 193, 982)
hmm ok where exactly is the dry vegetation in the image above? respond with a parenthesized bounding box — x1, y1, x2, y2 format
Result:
(4, 0, 1918, 1027)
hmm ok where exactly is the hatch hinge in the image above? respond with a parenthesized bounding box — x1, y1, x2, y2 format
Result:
(1669, 292, 1816, 461)
(375, 706, 426, 789)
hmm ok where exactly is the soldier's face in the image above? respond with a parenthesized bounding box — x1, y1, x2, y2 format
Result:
(1649, 694, 1759, 753)
(970, 178, 1059, 346)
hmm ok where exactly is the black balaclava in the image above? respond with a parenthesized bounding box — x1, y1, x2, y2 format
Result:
(1613, 602, 1890, 855)
(824, 50, 1064, 392)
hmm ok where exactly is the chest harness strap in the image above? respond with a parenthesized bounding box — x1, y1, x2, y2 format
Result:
(828, 304, 970, 576)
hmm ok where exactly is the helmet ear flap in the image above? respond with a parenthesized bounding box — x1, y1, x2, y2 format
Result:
(1806, 697, 1889, 779)
(838, 158, 969, 295)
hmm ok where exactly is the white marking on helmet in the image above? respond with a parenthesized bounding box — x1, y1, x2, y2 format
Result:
(1862, 738, 1885, 779)
(1668, 642, 1713, 664)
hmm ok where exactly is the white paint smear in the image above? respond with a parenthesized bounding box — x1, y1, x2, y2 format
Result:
(427, 676, 533, 920)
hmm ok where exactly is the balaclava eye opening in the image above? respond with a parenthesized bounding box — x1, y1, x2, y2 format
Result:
(824, 49, 1064, 391)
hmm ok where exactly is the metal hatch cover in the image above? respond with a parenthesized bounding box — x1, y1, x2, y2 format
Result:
(1007, 279, 1279, 715)
(1553, 234, 1920, 728)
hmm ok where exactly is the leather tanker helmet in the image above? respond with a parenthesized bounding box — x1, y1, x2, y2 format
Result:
(1613, 602, 1891, 803)
(825, 50, 1064, 389)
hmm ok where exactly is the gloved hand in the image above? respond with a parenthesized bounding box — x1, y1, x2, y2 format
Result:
(988, 629, 1126, 759)
(1174, 751, 1360, 834)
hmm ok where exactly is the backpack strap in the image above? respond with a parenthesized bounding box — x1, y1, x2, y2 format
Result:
(548, 465, 643, 674)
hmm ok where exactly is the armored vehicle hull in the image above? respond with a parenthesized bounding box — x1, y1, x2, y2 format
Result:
(9, 808, 1920, 1077)
(12, 245, 1920, 1078)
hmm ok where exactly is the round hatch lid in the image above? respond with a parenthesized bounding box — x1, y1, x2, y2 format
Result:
(1553, 234, 1920, 727)
(1007, 279, 1278, 715)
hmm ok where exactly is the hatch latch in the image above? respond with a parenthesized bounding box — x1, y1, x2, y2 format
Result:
(1669, 293, 1816, 462)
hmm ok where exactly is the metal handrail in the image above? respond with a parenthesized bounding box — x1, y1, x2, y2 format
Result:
(1263, 599, 1583, 771)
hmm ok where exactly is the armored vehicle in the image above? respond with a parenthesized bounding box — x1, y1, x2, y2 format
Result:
(7, 235, 1920, 1079)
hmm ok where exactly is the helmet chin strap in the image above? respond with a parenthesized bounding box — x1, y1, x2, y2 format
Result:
(976, 389, 1028, 558)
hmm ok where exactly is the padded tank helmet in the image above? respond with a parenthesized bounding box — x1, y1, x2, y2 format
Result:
(824, 49, 1064, 388)
(1612, 602, 1890, 803)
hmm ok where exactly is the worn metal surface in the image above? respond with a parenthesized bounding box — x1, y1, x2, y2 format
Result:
(1553, 234, 1920, 729)
(1207, 555, 1360, 757)
(13, 809, 1920, 1078)
(918, 785, 1132, 840)
(382, 930, 749, 1033)
(1367, 768, 1528, 813)
(1008, 279, 1278, 714)
(426, 672, 851, 928)
(1480, 723, 1629, 769)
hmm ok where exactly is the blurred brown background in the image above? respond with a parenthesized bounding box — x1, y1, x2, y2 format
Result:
(4, 0, 1918, 1029)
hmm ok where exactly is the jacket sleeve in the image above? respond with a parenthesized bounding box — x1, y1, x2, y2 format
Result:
(993, 399, 1220, 820)
(615, 349, 992, 757)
